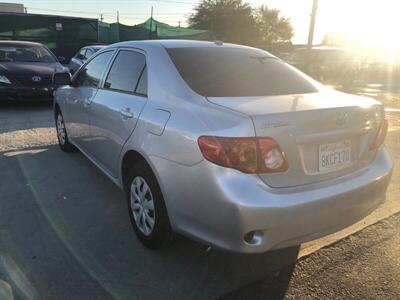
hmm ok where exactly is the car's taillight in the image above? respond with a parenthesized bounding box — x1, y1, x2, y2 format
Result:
(198, 136, 288, 173)
(257, 138, 288, 173)
(370, 119, 388, 150)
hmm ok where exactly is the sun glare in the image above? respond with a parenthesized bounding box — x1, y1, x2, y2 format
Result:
(319, 0, 400, 51)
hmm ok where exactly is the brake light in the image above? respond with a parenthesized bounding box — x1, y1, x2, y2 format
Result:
(370, 119, 388, 150)
(198, 136, 288, 173)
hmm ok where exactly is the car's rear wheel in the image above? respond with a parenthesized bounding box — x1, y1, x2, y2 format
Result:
(56, 111, 74, 152)
(126, 160, 172, 249)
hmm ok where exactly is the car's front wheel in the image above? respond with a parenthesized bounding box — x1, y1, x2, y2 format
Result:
(55, 111, 74, 152)
(126, 161, 172, 249)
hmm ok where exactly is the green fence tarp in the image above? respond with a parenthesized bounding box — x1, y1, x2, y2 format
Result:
(139, 18, 211, 40)
(99, 18, 211, 43)
(1, 13, 211, 60)
(98, 21, 111, 44)
(0, 13, 99, 61)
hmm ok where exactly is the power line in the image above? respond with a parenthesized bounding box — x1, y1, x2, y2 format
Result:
(149, 0, 198, 4)
(23, 0, 197, 2)
(5, 0, 199, 25)
(120, 12, 187, 15)
(25, 7, 113, 16)
(23, 5, 193, 24)
(24, 0, 198, 4)
(20, 0, 197, 2)
(25, 7, 190, 16)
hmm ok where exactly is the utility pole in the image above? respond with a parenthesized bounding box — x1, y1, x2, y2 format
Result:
(178, 21, 181, 27)
(117, 11, 120, 23)
(100, 13, 104, 22)
(149, 6, 153, 39)
(307, 0, 318, 50)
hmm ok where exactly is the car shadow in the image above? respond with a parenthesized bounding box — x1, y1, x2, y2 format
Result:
(0, 100, 52, 110)
(0, 145, 299, 300)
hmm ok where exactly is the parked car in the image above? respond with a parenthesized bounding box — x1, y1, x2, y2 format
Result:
(360, 55, 400, 90)
(0, 40, 69, 101)
(69, 45, 106, 74)
(53, 40, 392, 253)
(287, 46, 362, 86)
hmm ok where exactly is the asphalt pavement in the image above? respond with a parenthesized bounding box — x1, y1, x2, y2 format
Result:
(225, 213, 400, 300)
(0, 101, 399, 300)
(0, 102, 301, 299)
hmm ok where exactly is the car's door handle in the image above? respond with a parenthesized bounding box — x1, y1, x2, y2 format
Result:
(120, 108, 133, 119)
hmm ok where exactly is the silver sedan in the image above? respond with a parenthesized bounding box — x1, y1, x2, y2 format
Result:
(53, 40, 392, 253)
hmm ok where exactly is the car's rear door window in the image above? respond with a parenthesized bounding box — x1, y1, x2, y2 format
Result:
(135, 66, 147, 96)
(167, 47, 319, 97)
(104, 50, 146, 95)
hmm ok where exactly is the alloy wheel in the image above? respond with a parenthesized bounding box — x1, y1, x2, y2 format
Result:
(57, 114, 66, 145)
(130, 176, 156, 236)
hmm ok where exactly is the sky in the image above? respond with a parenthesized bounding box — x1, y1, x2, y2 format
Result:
(2, 0, 400, 47)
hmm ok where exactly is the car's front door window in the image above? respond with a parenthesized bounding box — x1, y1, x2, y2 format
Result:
(73, 51, 114, 88)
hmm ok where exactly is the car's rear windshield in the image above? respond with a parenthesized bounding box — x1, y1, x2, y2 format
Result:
(167, 47, 319, 97)
(0, 44, 56, 63)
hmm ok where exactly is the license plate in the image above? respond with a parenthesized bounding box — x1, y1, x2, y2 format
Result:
(319, 140, 351, 172)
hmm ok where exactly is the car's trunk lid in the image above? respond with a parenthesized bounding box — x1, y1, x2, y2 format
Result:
(208, 91, 384, 188)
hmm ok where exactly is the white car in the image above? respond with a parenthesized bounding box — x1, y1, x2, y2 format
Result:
(53, 40, 392, 253)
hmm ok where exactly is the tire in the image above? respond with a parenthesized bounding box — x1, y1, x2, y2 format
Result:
(55, 110, 75, 152)
(126, 160, 172, 249)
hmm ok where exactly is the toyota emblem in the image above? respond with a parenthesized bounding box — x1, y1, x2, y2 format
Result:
(32, 76, 42, 82)
(335, 112, 349, 126)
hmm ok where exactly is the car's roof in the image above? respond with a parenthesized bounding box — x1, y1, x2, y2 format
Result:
(110, 39, 253, 50)
(86, 45, 107, 49)
(0, 40, 44, 47)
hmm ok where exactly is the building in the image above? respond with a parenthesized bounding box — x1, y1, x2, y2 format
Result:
(0, 2, 25, 13)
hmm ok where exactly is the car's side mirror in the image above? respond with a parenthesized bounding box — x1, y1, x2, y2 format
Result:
(54, 72, 71, 86)
(58, 56, 66, 62)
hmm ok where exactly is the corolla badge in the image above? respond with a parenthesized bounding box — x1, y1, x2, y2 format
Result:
(32, 76, 42, 82)
(335, 112, 349, 126)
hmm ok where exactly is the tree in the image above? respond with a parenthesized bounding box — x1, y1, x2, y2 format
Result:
(188, 0, 260, 46)
(322, 33, 349, 46)
(255, 5, 293, 44)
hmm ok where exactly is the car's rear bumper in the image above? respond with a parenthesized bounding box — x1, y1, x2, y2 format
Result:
(151, 146, 393, 253)
(0, 86, 54, 101)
